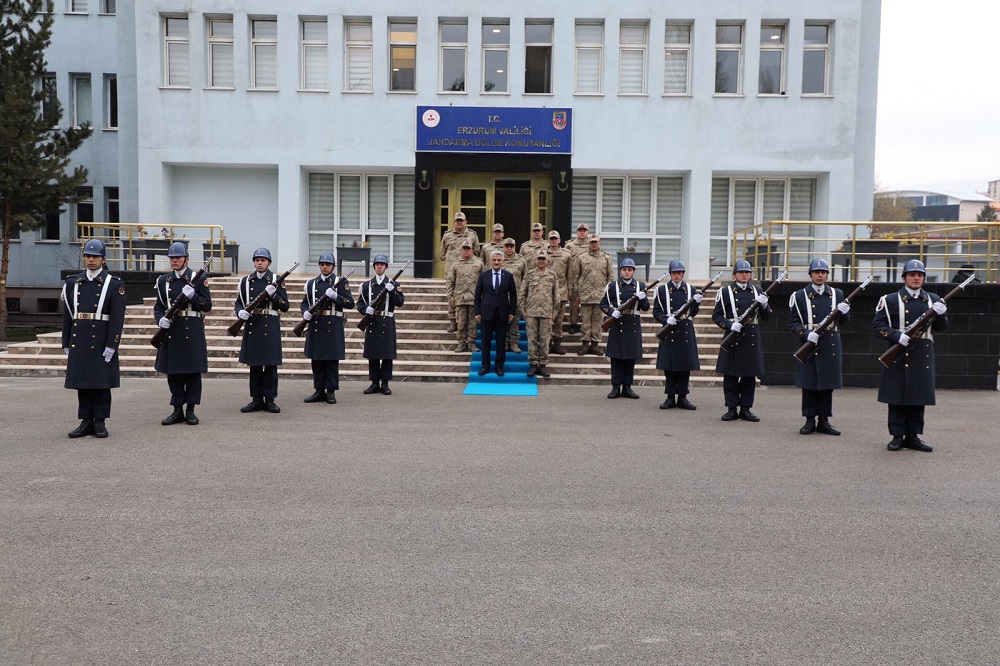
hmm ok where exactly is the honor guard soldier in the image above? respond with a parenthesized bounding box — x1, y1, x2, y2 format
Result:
(440, 211, 480, 333)
(563, 223, 592, 334)
(600, 257, 649, 399)
(300, 252, 354, 405)
(357, 254, 404, 395)
(545, 231, 570, 355)
(872, 259, 947, 452)
(154, 241, 212, 425)
(573, 235, 615, 355)
(501, 238, 526, 353)
(446, 239, 484, 353)
(61, 239, 127, 438)
(789, 258, 851, 435)
(235, 247, 290, 414)
(712, 259, 772, 422)
(653, 260, 702, 410)
(518, 250, 559, 378)
(519, 222, 546, 263)
(480, 223, 506, 263)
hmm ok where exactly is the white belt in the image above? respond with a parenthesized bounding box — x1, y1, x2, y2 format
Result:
(807, 323, 837, 332)
(318, 310, 343, 317)
(252, 308, 279, 316)
(75, 313, 109, 321)
(175, 310, 204, 319)
(374, 312, 394, 318)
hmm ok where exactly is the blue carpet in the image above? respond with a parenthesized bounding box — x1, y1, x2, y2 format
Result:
(462, 321, 538, 396)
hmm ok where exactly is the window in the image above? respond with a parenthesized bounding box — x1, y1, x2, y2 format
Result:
(69, 0, 87, 13)
(439, 22, 467, 92)
(38, 208, 61, 241)
(759, 23, 786, 95)
(482, 20, 509, 93)
(251, 18, 278, 89)
(103, 74, 117, 129)
(40, 73, 58, 127)
(802, 23, 831, 95)
(207, 17, 234, 88)
(715, 23, 743, 95)
(301, 19, 328, 90)
(71, 74, 91, 127)
(345, 20, 373, 92)
(574, 21, 603, 94)
(524, 21, 553, 94)
(664, 22, 691, 95)
(618, 22, 647, 95)
(74, 187, 94, 239)
(163, 15, 191, 87)
(388, 20, 416, 91)
(106, 187, 119, 225)
(101, 0, 115, 14)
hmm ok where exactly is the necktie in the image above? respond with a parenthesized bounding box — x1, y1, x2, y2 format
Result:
(494, 272, 500, 290)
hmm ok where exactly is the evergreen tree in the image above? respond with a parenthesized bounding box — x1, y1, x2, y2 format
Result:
(1, 0, 92, 341)
(976, 202, 998, 223)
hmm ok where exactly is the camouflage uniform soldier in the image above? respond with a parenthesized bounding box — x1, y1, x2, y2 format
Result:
(519, 250, 559, 378)
(480, 223, 506, 263)
(544, 230, 570, 355)
(572, 235, 615, 354)
(440, 211, 480, 332)
(563, 223, 591, 334)
(519, 222, 546, 265)
(501, 238, 526, 353)
(446, 240, 485, 353)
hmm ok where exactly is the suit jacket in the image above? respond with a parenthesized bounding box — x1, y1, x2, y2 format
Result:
(474, 268, 517, 322)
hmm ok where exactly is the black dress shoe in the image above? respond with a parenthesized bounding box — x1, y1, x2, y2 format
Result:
(607, 385, 621, 399)
(536, 365, 550, 378)
(721, 408, 739, 422)
(380, 384, 392, 395)
(264, 399, 281, 414)
(496, 368, 504, 377)
(68, 419, 94, 438)
(363, 382, 381, 395)
(241, 398, 265, 413)
(903, 435, 932, 452)
(816, 417, 841, 436)
(326, 392, 337, 404)
(887, 436, 904, 451)
(738, 409, 760, 422)
(161, 408, 185, 426)
(800, 417, 816, 435)
(93, 421, 108, 438)
(660, 396, 676, 410)
(621, 386, 640, 399)
(303, 390, 327, 403)
(527, 364, 538, 377)
(185, 408, 199, 425)
(478, 367, 489, 376)
(676, 396, 697, 410)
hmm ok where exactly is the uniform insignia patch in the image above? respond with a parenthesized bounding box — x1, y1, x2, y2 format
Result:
(118, 287, 126, 295)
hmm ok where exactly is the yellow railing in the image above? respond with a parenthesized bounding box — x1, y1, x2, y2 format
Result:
(733, 220, 1000, 283)
(75, 223, 238, 273)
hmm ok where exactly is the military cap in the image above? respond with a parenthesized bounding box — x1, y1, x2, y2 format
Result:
(531, 222, 543, 231)
(83, 238, 106, 257)
(252, 247, 272, 262)
(372, 254, 389, 265)
(167, 241, 188, 258)
(317, 252, 335, 264)
(492, 223, 504, 232)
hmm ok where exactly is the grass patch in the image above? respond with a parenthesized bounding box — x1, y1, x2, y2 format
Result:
(4, 327, 60, 343)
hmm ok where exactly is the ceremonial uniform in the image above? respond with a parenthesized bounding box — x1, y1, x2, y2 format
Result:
(446, 254, 485, 351)
(712, 281, 771, 416)
(519, 259, 559, 376)
(573, 245, 615, 352)
(653, 280, 701, 401)
(357, 269, 405, 393)
(600, 275, 649, 393)
(789, 284, 847, 421)
(301, 271, 354, 399)
(235, 267, 290, 408)
(154, 266, 211, 418)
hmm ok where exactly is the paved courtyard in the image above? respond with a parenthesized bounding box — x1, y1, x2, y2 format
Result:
(2, 377, 998, 665)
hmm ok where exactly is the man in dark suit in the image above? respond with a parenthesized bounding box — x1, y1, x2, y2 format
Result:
(474, 250, 517, 376)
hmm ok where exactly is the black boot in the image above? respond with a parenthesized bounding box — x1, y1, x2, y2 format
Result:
(264, 399, 281, 413)
(92, 420, 109, 438)
(185, 405, 199, 425)
(800, 417, 817, 435)
(527, 364, 538, 377)
(887, 436, 904, 451)
(161, 407, 185, 426)
(551, 337, 566, 355)
(816, 417, 840, 436)
(903, 434, 932, 452)
(621, 386, 640, 399)
(577, 343, 588, 356)
(676, 396, 697, 410)
(380, 383, 392, 395)
(607, 385, 621, 399)
(738, 408, 760, 422)
(660, 395, 676, 410)
(68, 419, 94, 438)
(363, 382, 381, 395)
(304, 390, 327, 403)
(326, 392, 337, 404)
(721, 408, 739, 422)
(241, 398, 265, 413)
(536, 365, 550, 378)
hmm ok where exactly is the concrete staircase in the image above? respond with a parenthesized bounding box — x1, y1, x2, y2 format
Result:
(0, 276, 726, 386)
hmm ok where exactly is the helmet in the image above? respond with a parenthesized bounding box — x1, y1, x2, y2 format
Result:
(734, 259, 752, 273)
(167, 241, 188, 258)
(620, 258, 636, 269)
(808, 258, 830, 273)
(317, 252, 335, 264)
(903, 259, 926, 275)
(82, 239, 106, 257)
(669, 260, 686, 273)
(372, 254, 389, 265)
(252, 247, 272, 262)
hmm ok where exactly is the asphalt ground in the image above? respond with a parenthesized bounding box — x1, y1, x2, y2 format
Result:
(1, 377, 999, 665)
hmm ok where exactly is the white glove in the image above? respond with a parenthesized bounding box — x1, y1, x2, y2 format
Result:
(931, 300, 947, 316)
(807, 331, 819, 344)
(63, 347, 69, 356)
(837, 301, 850, 314)
(693, 293, 703, 304)
(181, 284, 196, 299)
(755, 293, 769, 306)
(635, 291, 646, 301)
(611, 309, 621, 319)
(302, 311, 313, 321)
(730, 322, 743, 333)
(238, 309, 251, 320)
(264, 284, 277, 297)
(385, 282, 396, 292)
(898, 333, 910, 346)
(325, 287, 336, 299)
(158, 317, 172, 329)
(102, 347, 115, 363)
(666, 315, 677, 327)
(365, 306, 375, 315)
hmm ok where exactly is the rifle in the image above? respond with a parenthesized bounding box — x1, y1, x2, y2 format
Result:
(601, 272, 669, 332)
(357, 260, 411, 332)
(719, 271, 788, 352)
(227, 261, 300, 337)
(149, 258, 213, 349)
(792, 275, 874, 363)
(877, 273, 976, 368)
(292, 268, 355, 337)
(655, 271, 724, 341)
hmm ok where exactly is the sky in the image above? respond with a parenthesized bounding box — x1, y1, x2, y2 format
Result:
(875, 1, 1000, 197)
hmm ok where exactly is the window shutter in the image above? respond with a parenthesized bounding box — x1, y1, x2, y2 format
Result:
(733, 181, 757, 228)
(655, 177, 683, 236)
(168, 43, 190, 86)
(212, 43, 234, 87)
(303, 45, 326, 89)
(254, 44, 277, 88)
(762, 180, 786, 224)
(347, 46, 372, 90)
(368, 176, 389, 230)
(619, 49, 644, 93)
(572, 176, 597, 229)
(309, 174, 335, 232)
(339, 176, 361, 230)
(664, 50, 688, 94)
(628, 178, 652, 234)
(393, 177, 415, 232)
(576, 49, 601, 93)
(601, 178, 624, 234)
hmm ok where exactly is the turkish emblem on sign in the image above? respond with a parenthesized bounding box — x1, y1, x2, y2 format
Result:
(552, 111, 567, 130)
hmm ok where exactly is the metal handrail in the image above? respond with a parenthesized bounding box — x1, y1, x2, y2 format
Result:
(75, 223, 236, 273)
